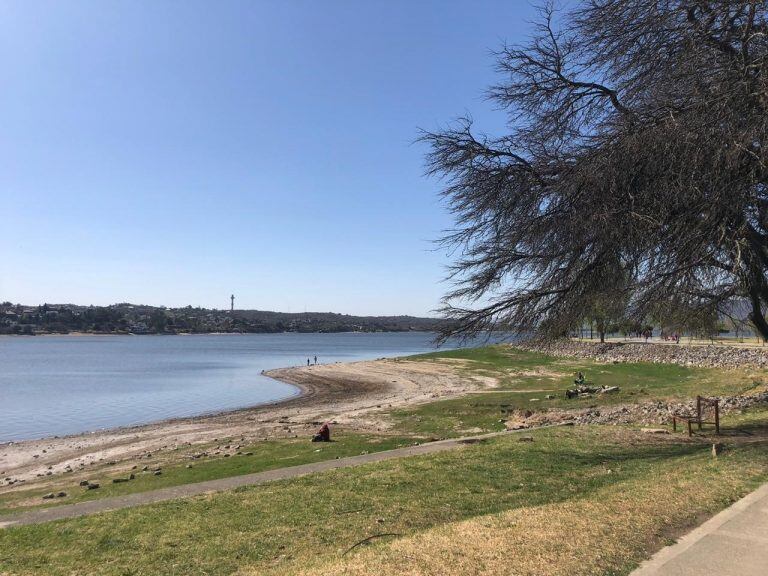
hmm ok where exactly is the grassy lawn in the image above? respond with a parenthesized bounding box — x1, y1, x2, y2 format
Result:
(0, 433, 415, 516)
(1, 416, 766, 576)
(413, 345, 763, 398)
(395, 345, 766, 437)
(413, 345, 558, 373)
(300, 423, 768, 576)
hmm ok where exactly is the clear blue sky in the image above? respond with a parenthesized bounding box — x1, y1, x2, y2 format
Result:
(0, 0, 538, 316)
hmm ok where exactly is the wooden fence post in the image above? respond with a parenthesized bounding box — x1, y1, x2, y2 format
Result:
(696, 396, 703, 430)
(715, 400, 720, 435)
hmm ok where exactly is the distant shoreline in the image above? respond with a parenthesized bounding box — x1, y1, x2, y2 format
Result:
(0, 303, 444, 336)
(0, 329, 437, 338)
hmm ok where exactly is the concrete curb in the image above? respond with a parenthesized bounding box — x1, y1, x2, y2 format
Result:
(630, 482, 768, 575)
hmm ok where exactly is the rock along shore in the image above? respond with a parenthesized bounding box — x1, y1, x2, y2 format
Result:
(507, 392, 768, 428)
(519, 339, 768, 369)
(507, 339, 768, 427)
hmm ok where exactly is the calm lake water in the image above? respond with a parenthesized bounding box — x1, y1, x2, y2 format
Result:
(0, 332, 459, 442)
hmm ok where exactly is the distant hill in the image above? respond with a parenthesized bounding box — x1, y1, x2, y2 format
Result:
(0, 302, 446, 335)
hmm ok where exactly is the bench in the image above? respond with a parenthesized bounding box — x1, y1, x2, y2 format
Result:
(672, 396, 720, 437)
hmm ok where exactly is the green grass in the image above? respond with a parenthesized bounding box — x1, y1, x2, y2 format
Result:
(414, 345, 761, 396)
(412, 345, 557, 372)
(1, 422, 766, 576)
(394, 345, 766, 438)
(0, 433, 414, 516)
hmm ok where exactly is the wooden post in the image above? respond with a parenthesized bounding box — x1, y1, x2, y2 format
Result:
(696, 396, 703, 430)
(687, 419, 693, 437)
(715, 400, 720, 435)
(672, 416, 677, 432)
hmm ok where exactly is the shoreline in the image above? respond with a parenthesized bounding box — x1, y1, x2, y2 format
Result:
(0, 356, 493, 490)
(0, 379, 307, 446)
(8, 339, 765, 493)
(0, 330, 436, 338)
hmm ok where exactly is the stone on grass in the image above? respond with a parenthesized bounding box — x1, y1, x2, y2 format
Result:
(640, 428, 670, 434)
(505, 421, 529, 431)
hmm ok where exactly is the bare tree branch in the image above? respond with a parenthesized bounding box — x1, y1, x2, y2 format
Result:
(423, 0, 768, 341)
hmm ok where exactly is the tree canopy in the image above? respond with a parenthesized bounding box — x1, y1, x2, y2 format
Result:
(422, 0, 768, 340)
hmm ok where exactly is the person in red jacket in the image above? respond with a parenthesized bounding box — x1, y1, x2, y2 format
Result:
(312, 422, 330, 442)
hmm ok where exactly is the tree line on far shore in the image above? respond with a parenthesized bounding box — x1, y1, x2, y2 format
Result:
(0, 302, 444, 335)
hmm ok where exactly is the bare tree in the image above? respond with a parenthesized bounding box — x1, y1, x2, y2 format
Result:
(421, 1, 768, 341)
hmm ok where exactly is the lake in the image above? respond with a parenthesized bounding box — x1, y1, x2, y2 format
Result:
(0, 332, 456, 442)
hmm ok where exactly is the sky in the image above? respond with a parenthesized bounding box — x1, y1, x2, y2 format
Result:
(0, 0, 539, 316)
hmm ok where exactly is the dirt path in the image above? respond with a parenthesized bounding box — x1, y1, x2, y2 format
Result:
(0, 428, 521, 529)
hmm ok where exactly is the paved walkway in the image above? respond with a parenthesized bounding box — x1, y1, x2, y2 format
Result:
(630, 482, 768, 576)
(0, 431, 511, 529)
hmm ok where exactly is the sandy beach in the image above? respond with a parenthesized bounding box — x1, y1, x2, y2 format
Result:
(0, 357, 494, 491)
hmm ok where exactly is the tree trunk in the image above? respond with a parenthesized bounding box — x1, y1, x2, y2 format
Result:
(748, 290, 768, 342)
(600, 330, 605, 343)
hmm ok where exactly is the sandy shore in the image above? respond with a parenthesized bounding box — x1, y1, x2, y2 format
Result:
(0, 358, 495, 491)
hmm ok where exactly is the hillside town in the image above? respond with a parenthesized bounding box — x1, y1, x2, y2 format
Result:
(0, 302, 442, 335)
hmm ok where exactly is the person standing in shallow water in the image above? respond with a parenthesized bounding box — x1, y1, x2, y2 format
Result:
(307, 358, 310, 366)
(314, 355, 317, 365)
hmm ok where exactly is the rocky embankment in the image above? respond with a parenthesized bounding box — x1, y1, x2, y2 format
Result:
(505, 339, 768, 428)
(520, 339, 768, 369)
(506, 392, 768, 429)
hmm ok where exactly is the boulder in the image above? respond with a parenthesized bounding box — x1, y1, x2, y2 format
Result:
(640, 428, 669, 434)
(505, 421, 529, 430)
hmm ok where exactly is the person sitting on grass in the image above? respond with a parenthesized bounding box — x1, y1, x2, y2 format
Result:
(312, 422, 330, 442)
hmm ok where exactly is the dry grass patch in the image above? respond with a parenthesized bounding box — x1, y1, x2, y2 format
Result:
(286, 446, 767, 576)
